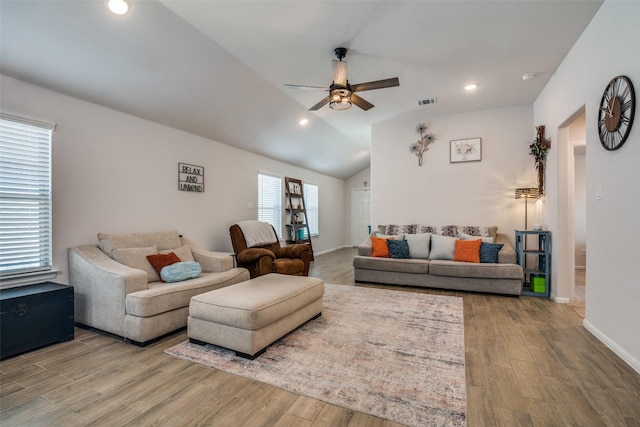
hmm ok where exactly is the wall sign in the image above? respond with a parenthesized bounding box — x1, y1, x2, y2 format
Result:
(178, 163, 204, 192)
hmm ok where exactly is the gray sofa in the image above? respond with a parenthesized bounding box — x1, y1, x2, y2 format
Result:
(353, 225, 523, 295)
(69, 230, 250, 345)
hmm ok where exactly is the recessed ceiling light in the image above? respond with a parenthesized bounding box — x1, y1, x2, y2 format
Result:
(522, 73, 535, 81)
(465, 83, 478, 91)
(299, 118, 309, 126)
(105, 0, 130, 15)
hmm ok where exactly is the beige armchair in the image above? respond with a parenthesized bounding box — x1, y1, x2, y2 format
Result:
(69, 230, 249, 345)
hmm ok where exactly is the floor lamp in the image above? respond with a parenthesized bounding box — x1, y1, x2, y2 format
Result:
(515, 187, 540, 230)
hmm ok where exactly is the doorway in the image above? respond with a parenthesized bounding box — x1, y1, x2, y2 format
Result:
(351, 188, 371, 246)
(560, 111, 586, 316)
(570, 143, 586, 317)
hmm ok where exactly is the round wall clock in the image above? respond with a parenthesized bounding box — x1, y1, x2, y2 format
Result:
(598, 75, 635, 151)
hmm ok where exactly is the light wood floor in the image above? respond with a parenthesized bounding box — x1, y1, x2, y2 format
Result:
(1, 248, 639, 426)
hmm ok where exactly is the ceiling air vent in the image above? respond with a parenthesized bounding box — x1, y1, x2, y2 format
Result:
(418, 98, 437, 106)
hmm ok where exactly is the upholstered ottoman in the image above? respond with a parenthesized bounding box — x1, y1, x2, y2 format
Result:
(187, 273, 324, 359)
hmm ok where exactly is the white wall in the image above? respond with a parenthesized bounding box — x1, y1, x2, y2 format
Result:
(371, 105, 534, 243)
(1, 75, 347, 285)
(534, 0, 640, 370)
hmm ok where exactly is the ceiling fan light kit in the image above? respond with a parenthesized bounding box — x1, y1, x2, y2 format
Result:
(330, 88, 352, 110)
(284, 47, 399, 112)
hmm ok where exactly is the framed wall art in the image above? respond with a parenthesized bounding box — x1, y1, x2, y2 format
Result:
(450, 138, 482, 163)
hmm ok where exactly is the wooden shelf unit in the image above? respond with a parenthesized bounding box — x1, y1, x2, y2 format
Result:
(284, 177, 314, 261)
(515, 230, 551, 297)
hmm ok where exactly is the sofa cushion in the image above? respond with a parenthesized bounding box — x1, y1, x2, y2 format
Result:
(457, 226, 494, 238)
(384, 224, 417, 235)
(454, 239, 481, 263)
(273, 258, 305, 275)
(417, 225, 438, 234)
(436, 225, 458, 237)
(458, 232, 494, 243)
(146, 252, 181, 280)
(112, 246, 159, 282)
(160, 244, 194, 262)
(480, 242, 504, 263)
(429, 234, 456, 260)
(388, 240, 410, 259)
(126, 269, 249, 317)
(377, 233, 405, 240)
(98, 230, 182, 257)
(353, 256, 430, 274)
(404, 233, 431, 259)
(371, 236, 392, 257)
(429, 260, 523, 280)
(161, 261, 202, 283)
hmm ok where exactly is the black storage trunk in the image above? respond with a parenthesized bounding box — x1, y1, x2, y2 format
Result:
(0, 282, 74, 360)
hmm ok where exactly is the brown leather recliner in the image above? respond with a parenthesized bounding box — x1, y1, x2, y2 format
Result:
(229, 222, 311, 279)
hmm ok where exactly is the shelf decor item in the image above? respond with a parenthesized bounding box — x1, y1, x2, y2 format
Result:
(408, 123, 436, 166)
(531, 275, 546, 293)
(450, 137, 481, 163)
(528, 125, 551, 195)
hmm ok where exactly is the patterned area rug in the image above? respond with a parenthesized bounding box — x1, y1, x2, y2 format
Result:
(165, 284, 466, 426)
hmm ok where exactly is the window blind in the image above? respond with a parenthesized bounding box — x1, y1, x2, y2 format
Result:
(258, 172, 282, 238)
(0, 117, 53, 275)
(304, 182, 319, 236)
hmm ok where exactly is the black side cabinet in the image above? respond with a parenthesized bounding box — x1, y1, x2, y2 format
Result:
(0, 282, 74, 360)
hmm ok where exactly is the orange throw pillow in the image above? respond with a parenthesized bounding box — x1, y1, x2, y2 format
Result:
(146, 252, 181, 281)
(454, 239, 481, 263)
(371, 236, 394, 258)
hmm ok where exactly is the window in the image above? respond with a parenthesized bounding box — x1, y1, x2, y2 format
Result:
(304, 182, 319, 237)
(257, 172, 282, 238)
(0, 115, 54, 276)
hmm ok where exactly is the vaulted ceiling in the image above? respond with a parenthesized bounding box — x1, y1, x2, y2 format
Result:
(0, 1, 602, 179)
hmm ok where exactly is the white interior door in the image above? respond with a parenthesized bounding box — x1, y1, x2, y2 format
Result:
(352, 188, 371, 246)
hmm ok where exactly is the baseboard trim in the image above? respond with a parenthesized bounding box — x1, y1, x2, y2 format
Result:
(583, 319, 640, 374)
(314, 245, 348, 256)
(552, 295, 570, 303)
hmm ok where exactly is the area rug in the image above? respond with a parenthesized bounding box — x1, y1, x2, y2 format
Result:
(165, 284, 466, 426)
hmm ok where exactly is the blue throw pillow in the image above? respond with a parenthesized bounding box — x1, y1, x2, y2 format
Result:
(480, 242, 504, 263)
(161, 261, 202, 283)
(387, 239, 410, 259)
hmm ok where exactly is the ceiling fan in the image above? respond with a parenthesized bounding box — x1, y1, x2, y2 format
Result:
(283, 47, 400, 111)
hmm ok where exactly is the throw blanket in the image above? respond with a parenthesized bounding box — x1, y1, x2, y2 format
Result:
(237, 220, 278, 247)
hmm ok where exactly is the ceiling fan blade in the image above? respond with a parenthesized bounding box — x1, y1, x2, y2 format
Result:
(283, 84, 330, 91)
(351, 77, 400, 92)
(309, 96, 331, 111)
(332, 60, 348, 86)
(351, 93, 374, 111)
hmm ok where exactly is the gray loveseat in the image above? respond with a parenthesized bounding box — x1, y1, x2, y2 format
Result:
(69, 230, 250, 345)
(353, 225, 523, 295)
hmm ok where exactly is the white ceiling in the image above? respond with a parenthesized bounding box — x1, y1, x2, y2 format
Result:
(0, 0, 602, 179)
